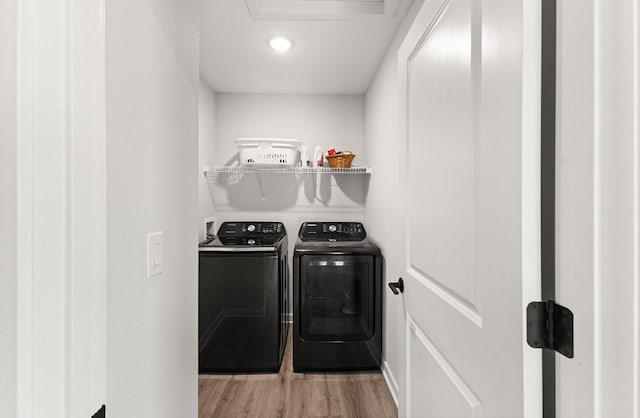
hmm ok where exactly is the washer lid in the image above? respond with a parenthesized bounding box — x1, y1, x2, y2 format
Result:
(199, 236, 280, 252)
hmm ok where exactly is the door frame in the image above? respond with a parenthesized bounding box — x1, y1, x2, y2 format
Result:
(2, 0, 107, 416)
(556, 0, 640, 416)
(540, 0, 557, 415)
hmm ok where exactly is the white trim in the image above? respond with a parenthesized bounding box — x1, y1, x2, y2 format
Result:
(381, 358, 399, 407)
(13, 0, 107, 415)
(593, 0, 603, 414)
(555, 0, 598, 416)
(16, 0, 35, 413)
(0, 0, 19, 414)
(557, 0, 640, 415)
(633, 2, 640, 417)
(68, 0, 107, 415)
(521, 0, 542, 416)
(26, 0, 71, 414)
(405, 312, 412, 418)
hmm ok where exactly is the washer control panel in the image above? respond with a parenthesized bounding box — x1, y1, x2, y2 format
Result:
(217, 222, 285, 238)
(298, 222, 366, 242)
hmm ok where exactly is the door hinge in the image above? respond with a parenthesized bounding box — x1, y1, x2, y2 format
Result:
(526, 300, 574, 358)
(92, 405, 105, 418)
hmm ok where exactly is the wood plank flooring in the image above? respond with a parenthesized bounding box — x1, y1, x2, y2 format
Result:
(198, 328, 397, 418)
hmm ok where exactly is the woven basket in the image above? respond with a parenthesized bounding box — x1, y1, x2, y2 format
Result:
(325, 153, 356, 168)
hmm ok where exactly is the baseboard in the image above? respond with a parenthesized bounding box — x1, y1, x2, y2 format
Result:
(381, 358, 399, 407)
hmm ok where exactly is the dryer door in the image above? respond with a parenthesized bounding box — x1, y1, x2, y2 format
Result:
(300, 255, 375, 341)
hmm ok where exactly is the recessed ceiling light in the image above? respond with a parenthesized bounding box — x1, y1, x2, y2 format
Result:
(269, 37, 293, 52)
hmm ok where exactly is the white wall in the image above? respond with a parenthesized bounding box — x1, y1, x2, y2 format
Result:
(0, 0, 18, 416)
(199, 80, 217, 241)
(364, 0, 424, 405)
(106, 0, 199, 416)
(209, 93, 368, 316)
(214, 93, 367, 167)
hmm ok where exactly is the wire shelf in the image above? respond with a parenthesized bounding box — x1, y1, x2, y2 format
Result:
(204, 166, 371, 175)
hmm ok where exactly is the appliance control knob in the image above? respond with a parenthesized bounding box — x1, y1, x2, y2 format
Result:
(328, 224, 337, 233)
(247, 224, 256, 232)
(248, 239, 256, 245)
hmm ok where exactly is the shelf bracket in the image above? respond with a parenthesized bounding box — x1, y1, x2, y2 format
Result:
(312, 172, 318, 199)
(256, 173, 266, 200)
(311, 172, 328, 204)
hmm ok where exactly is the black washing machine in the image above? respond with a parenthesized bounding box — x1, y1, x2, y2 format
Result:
(198, 221, 288, 373)
(293, 222, 382, 372)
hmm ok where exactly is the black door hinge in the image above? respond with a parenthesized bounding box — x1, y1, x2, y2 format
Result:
(92, 405, 106, 418)
(527, 300, 573, 358)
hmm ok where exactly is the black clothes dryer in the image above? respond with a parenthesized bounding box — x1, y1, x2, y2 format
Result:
(293, 222, 382, 372)
(198, 222, 288, 373)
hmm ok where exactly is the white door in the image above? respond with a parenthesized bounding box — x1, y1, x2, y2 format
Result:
(396, 0, 542, 416)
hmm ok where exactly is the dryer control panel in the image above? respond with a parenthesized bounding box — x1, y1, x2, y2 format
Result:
(298, 222, 366, 242)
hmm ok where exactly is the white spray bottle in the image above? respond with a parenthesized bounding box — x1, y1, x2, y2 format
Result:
(300, 145, 310, 167)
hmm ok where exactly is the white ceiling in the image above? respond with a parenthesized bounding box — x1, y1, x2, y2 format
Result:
(200, 0, 414, 94)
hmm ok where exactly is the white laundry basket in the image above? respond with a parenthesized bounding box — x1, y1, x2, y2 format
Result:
(235, 138, 301, 167)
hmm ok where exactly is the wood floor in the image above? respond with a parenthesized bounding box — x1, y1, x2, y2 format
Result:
(198, 328, 397, 418)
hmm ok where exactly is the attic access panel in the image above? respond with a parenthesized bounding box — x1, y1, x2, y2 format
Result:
(245, 0, 401, 19)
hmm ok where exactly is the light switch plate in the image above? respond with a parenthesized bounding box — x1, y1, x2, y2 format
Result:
(147, 232, 163, 278)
